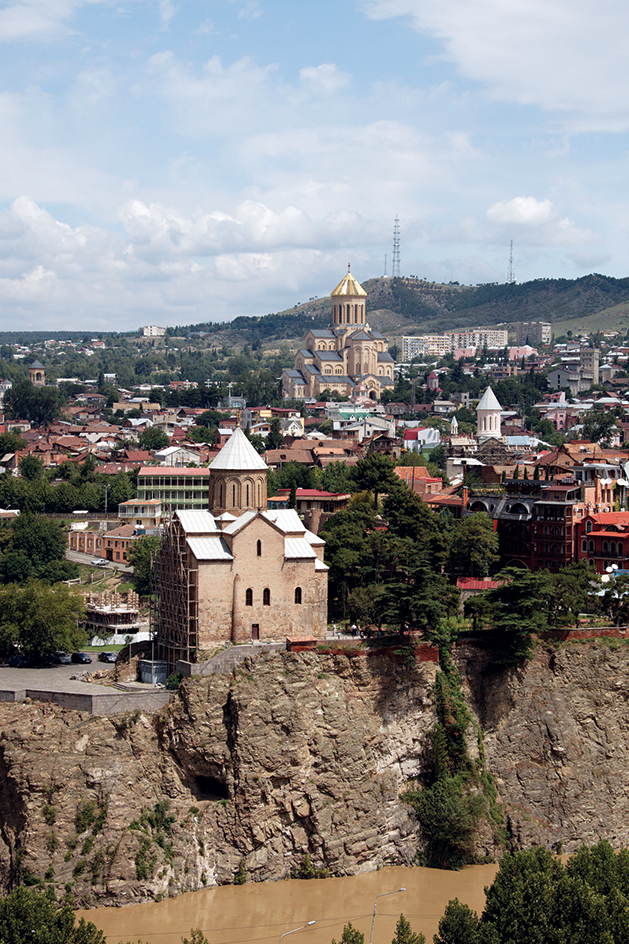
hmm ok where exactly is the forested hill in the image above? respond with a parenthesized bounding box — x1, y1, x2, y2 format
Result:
(364, 273, 629, 329)
(172, 272, 629, 343)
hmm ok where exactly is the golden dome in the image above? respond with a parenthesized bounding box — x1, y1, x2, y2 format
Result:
(330, 265, 367, 298)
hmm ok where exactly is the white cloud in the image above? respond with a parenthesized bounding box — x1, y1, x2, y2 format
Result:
(361, 0, 629, 130)
(485, 196, 592, 245)
(0, 0, 104, 42)
(299, 64, 351, 96)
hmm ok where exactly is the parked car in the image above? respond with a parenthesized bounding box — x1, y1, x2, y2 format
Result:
(8, 654, 30, 667)
(91, 558, 108, 567)
(71, 652, 92, 664)
(98, 651, 117, 664)
(30, 652, 53, 667)
(52, 651, 72, 665)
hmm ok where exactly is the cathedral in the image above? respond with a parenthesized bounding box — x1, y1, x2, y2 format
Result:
(281, 267, 395, 401)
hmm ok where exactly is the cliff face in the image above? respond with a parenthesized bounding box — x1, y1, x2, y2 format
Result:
(458, 641, 629, 854)
(3, 642, 629, 907)
(0, 652, 438, 906)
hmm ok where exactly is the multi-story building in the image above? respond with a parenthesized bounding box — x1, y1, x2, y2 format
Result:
(466, 482, 586, 571)
(136, 467, 212, 512)
(445, 328, 509, 349)
(402, 335, 453, 359)
(142, 325, 166, 337)
(577, 512, 629, 574)
(516, 322, 552, 346)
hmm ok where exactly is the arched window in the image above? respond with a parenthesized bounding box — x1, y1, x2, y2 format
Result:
(257, 483, 261, 506)
(582, 539, 587, 552)
(246, 483, 250, 505)
(232, 483, 236, 506)
(219, 483, 223, 506)
(245, 588, 253, 606)
(257, 540, 262, 557)
(611, 541, 617, 556)
(603, 541, 609, 554)
(295, 587, 302, 604)
(589, 540, 595, 553)
(586, 521, 593, 533)
(263, 588, 270, 606)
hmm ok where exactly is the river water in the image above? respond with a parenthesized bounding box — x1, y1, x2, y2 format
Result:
(77, 864, 498, 944)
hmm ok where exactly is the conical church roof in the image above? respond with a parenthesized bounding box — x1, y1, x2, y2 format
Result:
(330, 266, 367, 298)
(477, 387, 502, 411)
(209, 427, 268, 471)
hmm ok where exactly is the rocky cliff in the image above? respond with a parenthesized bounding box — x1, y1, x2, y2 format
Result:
(458, 640, 629, 855)
(0, 651, 438, 906)
(2, 642, 629, 907)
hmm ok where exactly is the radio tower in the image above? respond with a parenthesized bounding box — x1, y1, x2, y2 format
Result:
(392, 216, 401, 277)
(383, 254, 387, 277)
(507, 239, 515, 284)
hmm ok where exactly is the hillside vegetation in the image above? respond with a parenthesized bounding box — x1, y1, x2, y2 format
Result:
(171, 273, 629, 348)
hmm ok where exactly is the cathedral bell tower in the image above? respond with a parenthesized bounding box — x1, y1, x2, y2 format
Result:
(330, 264, 368, 330)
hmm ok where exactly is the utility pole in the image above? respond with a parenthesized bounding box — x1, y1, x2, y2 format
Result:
(392, 216, 401, 278)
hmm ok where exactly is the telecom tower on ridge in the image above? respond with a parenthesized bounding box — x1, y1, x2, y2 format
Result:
(507, 239, 516, 284)
(392, 216, 401, 278)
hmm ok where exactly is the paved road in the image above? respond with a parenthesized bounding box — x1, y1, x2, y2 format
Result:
(65, 550, 132, 574)
(0, 661, 113, 695)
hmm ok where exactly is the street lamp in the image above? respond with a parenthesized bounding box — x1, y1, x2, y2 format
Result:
(279, 921, 315, 944)
(369, 889, 406, 944)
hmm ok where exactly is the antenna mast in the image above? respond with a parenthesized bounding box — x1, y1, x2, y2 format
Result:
(507, 239, 515, 284)
(392, 216, 400, 278)
(384, 254, 387, 277)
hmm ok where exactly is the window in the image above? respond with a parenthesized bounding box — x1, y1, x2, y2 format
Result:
(246, 484, 250, 505)
(232, 484, 236, 506)
(263, 588, 270, 606)
(295, 587, 302, 604)
(582, 540, 587, 552)
(257, 540, 262, 557)
(245, 588, 253, 606)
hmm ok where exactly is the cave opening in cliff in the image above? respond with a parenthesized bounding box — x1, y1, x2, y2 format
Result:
(194, 776, 229, 801)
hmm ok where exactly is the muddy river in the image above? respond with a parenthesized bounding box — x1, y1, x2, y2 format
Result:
(78, 864, 499, 944)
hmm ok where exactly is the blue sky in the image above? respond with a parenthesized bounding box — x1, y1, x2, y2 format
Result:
(0, 0, 628, 331)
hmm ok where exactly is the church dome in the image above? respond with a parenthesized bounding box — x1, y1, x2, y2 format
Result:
(330, 266, 367, 298)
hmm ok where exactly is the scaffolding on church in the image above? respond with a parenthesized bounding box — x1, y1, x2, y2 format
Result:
(155, 516, 198, 669)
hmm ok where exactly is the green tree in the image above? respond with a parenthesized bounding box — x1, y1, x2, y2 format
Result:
(0, 513, 67, 582)
(547, 561, 598, 627)
(0, 580, 86, 656)
(391, 914, 425, 944)
(267, 417, 283, 449)
(19, 454, 45, 482)
(354, 452, 399, 509)
(127, 535, 161, 595)
(4, 378, 64, 427)
(0, 431, 26, 453)
(0, 885, 105, 944)
(433, 899, 481, 944)
(485, 567, 553, 666)
(448, 514, 499, 578)
(138, 427, 170, 451)
(332, 923, 365, 944)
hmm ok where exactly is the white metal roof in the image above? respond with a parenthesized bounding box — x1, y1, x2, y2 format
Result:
(223, 509, 258, 534)
(176, 510, 218, 534)
(284, 537, 317, 559)
(314, 558, 329, 571)
(263, 509, 304, 534)
(477, 387, 503, 411)
(187, 536, 233, 561)
(209, 427, 268, 472)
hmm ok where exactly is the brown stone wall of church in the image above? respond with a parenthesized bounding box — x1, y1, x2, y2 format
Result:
(194, 518, 327, 651)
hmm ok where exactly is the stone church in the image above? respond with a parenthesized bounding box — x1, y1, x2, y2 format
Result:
(157, 427, 328, 668)
(281, 267, 395, 401)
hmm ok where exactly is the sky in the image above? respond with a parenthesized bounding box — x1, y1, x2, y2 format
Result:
(1, 0, 629, 332)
